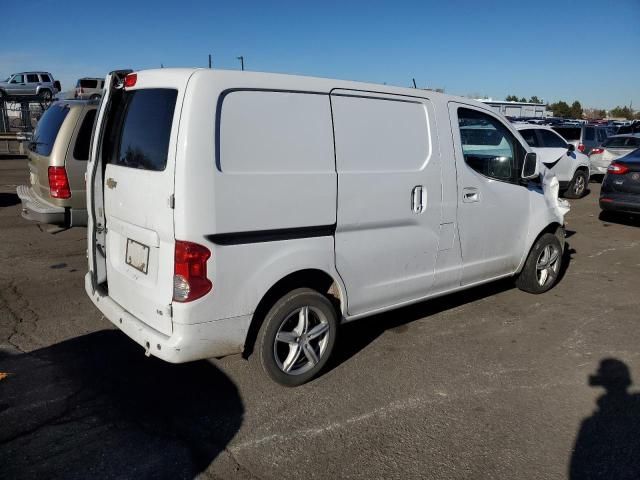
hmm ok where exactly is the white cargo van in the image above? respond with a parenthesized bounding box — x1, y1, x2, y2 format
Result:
(86, 69, 568, 386)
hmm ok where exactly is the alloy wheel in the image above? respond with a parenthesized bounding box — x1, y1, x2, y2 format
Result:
(536, 244, 560, 286)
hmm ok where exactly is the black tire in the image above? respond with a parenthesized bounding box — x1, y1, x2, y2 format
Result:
(516, 233, 563, 294)
(89, 94, 101, 100)
(39, 89, 52, 102)
(564, 169, 588, 199)
(254, 288, 338, 387)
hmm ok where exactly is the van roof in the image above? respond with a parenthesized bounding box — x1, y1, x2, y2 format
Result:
(132, 68, 489, 110)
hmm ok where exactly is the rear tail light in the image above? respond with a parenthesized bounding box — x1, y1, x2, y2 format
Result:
(578, 144, 585, 153)
(607, 163, 629, 175)
(173, 240, 212, 302)
(590, 148, 604, 155)
(48, 166, 71, 199)
(124, 73, 137, 88)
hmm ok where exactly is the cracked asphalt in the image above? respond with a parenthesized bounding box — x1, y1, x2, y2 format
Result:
(1, 155, 640, 479)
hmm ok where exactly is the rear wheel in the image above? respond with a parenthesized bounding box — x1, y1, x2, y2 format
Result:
(39, 89, 52, 102)
(255, 288, 338, 386)
(89, 94, 101, 100)
(564, 170, 588, 198)
(516, 233, 563, 294)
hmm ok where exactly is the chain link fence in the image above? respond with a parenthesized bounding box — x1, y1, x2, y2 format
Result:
(0, 100, 46, 134)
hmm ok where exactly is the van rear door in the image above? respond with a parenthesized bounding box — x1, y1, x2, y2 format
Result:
(101, 76, 182, 336)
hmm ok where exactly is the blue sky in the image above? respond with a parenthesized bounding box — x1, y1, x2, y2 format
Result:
(3, 0, 639, 109)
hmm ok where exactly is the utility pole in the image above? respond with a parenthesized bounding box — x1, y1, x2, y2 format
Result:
(208, 54, 212, 69)
(412, 78, 417, 88)
(237, 56, 244, 71)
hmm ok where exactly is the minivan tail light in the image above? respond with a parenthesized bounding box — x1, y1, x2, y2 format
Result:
(590, 147, 604, 155)
(173, 240, 212, 302)
(578, 144, 585, 153)
(48, 166, 71, 199)
(124, 73, 137, 88)
(607, 163, 629, 175)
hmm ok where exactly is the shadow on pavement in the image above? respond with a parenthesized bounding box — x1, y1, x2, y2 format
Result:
(569, 358, 640, 479)
(330, 240, 574, 373)
(329, 277, 515, 373)
(0, 330, 244, 480)
(0, 192, 20, 207)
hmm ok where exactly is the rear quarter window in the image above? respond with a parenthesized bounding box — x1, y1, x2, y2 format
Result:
(73, 109, 97, 160)
(30, 104, 70, 156)
(105, 89, 178, 171)
(40, 74, 51, 83)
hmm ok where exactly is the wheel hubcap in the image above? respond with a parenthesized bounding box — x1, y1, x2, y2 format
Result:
(574, 176, 585, 195)
(274, 306, 330, 375)
(536, 244, 561, 286)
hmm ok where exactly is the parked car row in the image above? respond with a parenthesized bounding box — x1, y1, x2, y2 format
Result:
(14, 68, 636, 387)
(0, 71, 106, 104)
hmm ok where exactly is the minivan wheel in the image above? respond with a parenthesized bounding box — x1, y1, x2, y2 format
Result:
(515, 233, 563, 294)
(564, 170, 588, 199)
(255, 288, 338, 386)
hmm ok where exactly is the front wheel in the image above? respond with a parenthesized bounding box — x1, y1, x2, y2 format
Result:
(564, 170, 588, 199)
(516, 233, 563, 294)
(255, 288, 338, 386)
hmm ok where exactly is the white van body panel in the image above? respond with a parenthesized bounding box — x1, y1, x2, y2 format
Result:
(87, 69, 567, 361)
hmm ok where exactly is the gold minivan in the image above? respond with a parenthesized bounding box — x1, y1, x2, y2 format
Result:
(17, 100, 97, 227)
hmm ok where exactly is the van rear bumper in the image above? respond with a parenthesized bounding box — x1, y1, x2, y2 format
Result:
(84, 273, 251, 363)
(16, 185, 66, 225)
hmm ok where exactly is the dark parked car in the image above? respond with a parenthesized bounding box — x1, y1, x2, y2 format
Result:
(600, 148, 640, 215)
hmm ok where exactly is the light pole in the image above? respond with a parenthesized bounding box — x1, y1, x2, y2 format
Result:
(237, 56, 244, 71)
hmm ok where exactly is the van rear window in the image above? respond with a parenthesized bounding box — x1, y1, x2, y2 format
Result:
(105, 89, 177, 171)
(30, 104, 69, 156)
(79, 79, 98, 89)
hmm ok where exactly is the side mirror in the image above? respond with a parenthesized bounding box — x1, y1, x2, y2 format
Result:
(567, 144, 575, 152)
(521, 152, 539, 179)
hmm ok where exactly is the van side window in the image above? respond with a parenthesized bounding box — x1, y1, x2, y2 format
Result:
(584, 127, 595, 141)
(73, 109, 97, 160)
(219, 91, 334, 173)
(331, 95, 431, 172)
(457, 108, 522, 183)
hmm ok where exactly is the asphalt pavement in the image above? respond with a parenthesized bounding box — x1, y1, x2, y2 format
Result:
(1, 156, 640, 479)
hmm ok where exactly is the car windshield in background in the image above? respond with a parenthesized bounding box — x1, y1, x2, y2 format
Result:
(106, 89, 177, 171)
(551, 126, 581, 140)
(604, 136, 640, 148)
(30, 104, 70, 156)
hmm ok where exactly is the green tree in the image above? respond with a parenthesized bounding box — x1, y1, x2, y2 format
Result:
(549, 101, 571, 118)
(529, 96, 542, 104)
(505, 94, 519, 102)
(609, 106, 634, 119)
(570, 101, 583, 119)
(520, 97, 527, 103)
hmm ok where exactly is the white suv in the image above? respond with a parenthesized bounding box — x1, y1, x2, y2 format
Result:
(515, 124, 591, 198)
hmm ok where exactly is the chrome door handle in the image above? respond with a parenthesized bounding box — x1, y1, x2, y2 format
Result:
(462, 187, 479, 203)
(411, 185, 426, 213)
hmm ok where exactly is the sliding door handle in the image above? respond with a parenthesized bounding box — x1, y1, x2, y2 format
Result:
(462, 187, 479, 203)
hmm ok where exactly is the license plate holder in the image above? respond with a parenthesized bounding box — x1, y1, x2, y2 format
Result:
(125, 238, 149, 274)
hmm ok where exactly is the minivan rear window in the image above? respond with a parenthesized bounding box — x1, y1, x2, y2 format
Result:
(105, 89, 177, 171)
(30, 104, 69, 156)
(551, 126, 580, 141)
(79, 79, 98, 89)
